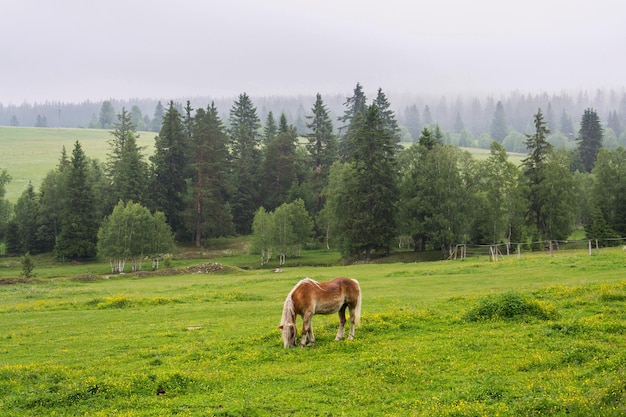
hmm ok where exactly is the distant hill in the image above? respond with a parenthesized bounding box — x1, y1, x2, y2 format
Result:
(0, 126, 155, 202)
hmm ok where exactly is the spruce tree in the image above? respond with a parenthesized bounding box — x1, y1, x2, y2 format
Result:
(229, 92, 262, 234)
(338, 83, 367, 160)
(188, 103, 232, 247)
(522, 109, 553, 238)
(151, 101, 165, 132)
(305, 93, 337, 215)
(263, 111, 277, 143)
(55, 141, 99, 260)
(576, 108, 603, 173)
(261, 121, 299, 211)
(336, 104, 398, 259)
(403, 104, 421, 142)
(150, 101, 189, 236)
(107, 108, 149, 206)
(490, 101, 508, 143)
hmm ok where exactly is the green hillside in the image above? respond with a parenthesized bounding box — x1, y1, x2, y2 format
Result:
(0, 126, 155, 202)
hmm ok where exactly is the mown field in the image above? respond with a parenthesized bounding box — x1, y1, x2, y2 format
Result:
(0, 126, 155, 202)
(1, 247, 626, 416)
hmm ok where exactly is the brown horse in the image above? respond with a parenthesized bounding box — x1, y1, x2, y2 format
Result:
(278, 277, 362, 348)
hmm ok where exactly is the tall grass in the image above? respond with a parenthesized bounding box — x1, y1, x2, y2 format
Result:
(1, 250, 626, 415)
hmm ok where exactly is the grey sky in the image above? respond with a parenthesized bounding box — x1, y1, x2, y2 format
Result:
(2, 0, 624, 105)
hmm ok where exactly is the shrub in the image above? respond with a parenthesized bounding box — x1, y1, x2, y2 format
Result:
(463, 290, 559, 322)
(20, 252, 35, 279)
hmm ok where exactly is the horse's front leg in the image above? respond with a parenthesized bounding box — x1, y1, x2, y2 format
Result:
(300, 311, 315, 347)
(335, 306, 347, 340)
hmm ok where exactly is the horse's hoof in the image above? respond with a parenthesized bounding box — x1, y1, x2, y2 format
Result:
(334, 337, 342, 341)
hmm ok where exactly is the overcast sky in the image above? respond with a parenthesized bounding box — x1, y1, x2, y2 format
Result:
(2, 0, 624, 105)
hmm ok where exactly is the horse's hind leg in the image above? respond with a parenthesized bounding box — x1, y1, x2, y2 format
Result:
(335, 306, 347, 341)
(347, 305, 356, 340)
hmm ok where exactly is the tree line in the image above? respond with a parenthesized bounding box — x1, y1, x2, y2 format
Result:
(0, 83, 623, 263)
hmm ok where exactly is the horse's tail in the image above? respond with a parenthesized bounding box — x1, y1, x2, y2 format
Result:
(352, 279, 362, 326)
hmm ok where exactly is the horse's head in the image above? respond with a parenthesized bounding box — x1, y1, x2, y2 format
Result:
(278, 323, 297, 348)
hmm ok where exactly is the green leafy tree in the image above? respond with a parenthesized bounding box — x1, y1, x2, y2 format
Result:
(592, 147, 626, 235)
(490, 101, 508, 143)
(98, 100, 116, 129)
(55, 141, 99, 260)
(97, 201, 174, 272)
(229, 92, 262, 234)
(186, 103, 232, 247)
(269, 199, 314, 265)
(398, 142, 474, 253)
(576, 108, 603, 172)
(472, 142, 526, 246)
(251, 207, 273, 264)
(150, 101, 189, 237)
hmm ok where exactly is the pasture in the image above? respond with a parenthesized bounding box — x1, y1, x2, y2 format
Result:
(1, 248, 626, 416)
(0, 126, 155, 202)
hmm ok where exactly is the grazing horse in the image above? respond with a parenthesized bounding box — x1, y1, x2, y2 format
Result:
(278, 277, 362, 348)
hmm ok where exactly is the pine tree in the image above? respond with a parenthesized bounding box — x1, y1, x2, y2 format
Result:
(8, 183, 40, 254)
(403, 104, 421, 142)
(229, 92, 262, 234)
(151, 101, 165, 132)
(305, 93, 337, 215)
(263, 111, 277, 143)
(188, 103, 232, 247)
(335, 104, 398, 259)
(522, 109, 553, 238)
(261, 121, 299, 211)
(55, 141, 99, 260)
(374, 88, 401, 149)
(106, 108, 149, 206)
(490, 101, 508, 143)
(576, 108, 603, 172)
(150, 101, 189, 236)
(338, 83, 367, 160)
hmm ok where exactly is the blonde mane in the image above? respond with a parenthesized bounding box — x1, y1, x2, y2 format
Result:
(280, 278, 318, 326)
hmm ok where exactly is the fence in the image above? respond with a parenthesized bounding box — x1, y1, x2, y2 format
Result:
(449, 238, 626, 261)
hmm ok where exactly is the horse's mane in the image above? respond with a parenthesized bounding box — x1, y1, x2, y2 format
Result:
(280, 278, 319, 326)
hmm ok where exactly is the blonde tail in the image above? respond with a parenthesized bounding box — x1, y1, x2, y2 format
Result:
(353, 279, 362, 326)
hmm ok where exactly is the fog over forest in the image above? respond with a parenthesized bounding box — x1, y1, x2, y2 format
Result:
(3, 87, 626, 152)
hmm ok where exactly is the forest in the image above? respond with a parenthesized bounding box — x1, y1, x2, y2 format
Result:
(0, 83, 625, 263)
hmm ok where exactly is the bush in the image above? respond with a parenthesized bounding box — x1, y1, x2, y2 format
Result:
(463, 290, 559, 322)
(20, 252, 35, 279)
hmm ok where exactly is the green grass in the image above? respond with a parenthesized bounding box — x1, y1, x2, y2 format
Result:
(0, 126, 155, 202)
(1, 248, 626, 415)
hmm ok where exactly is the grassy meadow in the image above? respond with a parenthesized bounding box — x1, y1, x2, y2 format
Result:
(0, 126, 530, 203)
(1, 245, 626, 416)
(0, 126, 155, 202)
